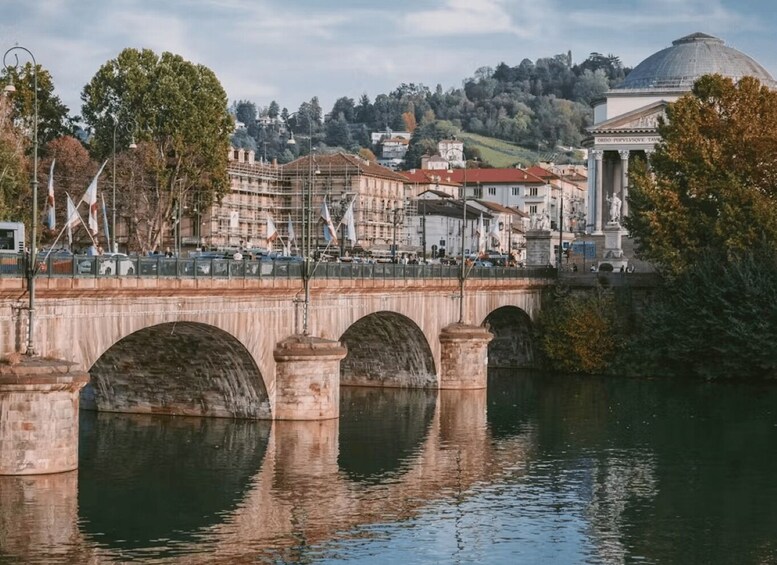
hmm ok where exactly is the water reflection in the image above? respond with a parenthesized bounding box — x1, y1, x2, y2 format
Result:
(1, 373, 776, 563)
(0, 472, 83, 564)
(338, 387, 437, 482)
(78, 412, 270, 557)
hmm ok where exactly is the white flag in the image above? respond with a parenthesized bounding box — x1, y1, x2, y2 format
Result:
(476, 213, 486, 253)
(267, 215, 278, 249)
(341, 200, 357, 246)
(320, 201, 338, 244)
(45, 159, 55, 230)
(79, 160, 108, 235)
(287, 214, 295, 244)
(488, 217, 501, 248)
(65, 194, 80, 247)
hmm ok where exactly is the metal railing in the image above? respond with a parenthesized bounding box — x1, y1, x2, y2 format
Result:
(0, 254, 557, 281)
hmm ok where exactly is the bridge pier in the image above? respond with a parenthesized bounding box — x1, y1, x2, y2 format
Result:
(0, 359, 89, 475)
(273, 335, 347, 420)
(438, 323, 493, 389)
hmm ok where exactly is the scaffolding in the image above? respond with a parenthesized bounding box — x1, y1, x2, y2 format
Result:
(202, 152, 409, 257)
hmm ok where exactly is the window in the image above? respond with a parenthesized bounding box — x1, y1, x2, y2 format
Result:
(529, 187, 538, 197)
(512, 187, 520, 196)
(488, 187, 496, 196)
(474, 187, 483, 198)
(529, 205, 538, 215)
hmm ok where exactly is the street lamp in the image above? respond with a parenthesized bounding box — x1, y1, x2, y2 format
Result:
(111, 114, 137, 253)
(286, 117, 319, 335)
(4, 45, 38, 356)
(458, 158, 477, 323)
(391, 204, 404, 263)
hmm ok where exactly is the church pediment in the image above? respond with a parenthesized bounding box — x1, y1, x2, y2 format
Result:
(589, 100, 668, 133)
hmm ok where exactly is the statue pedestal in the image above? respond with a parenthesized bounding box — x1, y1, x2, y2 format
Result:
(525, 229, 552, 267)
(600, 222, 628, 270)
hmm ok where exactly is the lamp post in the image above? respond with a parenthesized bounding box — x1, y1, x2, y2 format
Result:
(111, 115, 137, 253)
(557, 193, 564, 270)
(4, 45, 38, 356)
(391, 204, 404, 262)
(286, 116, 318, 335)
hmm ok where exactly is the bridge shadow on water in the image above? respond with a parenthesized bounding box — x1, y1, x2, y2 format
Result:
(338, 386, 437, 483)
(77, 411, 271, 554)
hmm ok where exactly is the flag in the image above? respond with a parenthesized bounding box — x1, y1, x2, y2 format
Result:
(488, 217, 501, 248)
(287, 214, 295, 244)
(320, 201, 338, 244)
(65, 194, 80, 247)
(45, 159, 55, 229)
(79, 160, 108, 236)
(476, 213, 486, 253)
(341, 199, 357, 246)
(267, 215, 278, 249)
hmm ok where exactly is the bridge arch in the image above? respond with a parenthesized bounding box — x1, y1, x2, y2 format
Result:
(339, 311, 437, 388)
(482, 306, 536, 368)
(83, 322, 271, 419)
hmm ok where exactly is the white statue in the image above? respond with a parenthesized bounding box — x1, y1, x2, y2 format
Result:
(540, 209, 550, 230)
(608, 193, 622, 223)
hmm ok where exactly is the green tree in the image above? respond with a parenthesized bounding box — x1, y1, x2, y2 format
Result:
(267, 100, 280, 119)
(621, 247, 777, 379)
(626, 75, 777, 275)
(0, 62, 75, 147)
(330, 97, 355, 123)
(325, 113, 352, 148)
(81, 47, 233, 252)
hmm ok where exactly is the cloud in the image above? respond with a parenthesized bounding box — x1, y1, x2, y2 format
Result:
(402, 0, 543, 38)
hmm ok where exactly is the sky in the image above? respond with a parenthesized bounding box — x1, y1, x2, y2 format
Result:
(2, 0, 777, 121)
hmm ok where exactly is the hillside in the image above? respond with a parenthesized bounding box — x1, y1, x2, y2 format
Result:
(460, 132, 585, 168)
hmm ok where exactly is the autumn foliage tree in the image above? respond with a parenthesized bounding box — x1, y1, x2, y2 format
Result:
(626, 74, 777, 275)
(38, 136, 98, 246)
(537, 287, 622, 374)
(0, 92, 28, 221)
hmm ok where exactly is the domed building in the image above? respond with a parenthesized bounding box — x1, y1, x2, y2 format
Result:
(585, 32, 776, 236)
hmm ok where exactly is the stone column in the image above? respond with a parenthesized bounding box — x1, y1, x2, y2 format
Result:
(273, 335, 347, 420)
(438, 323, 493, 389)
(0, 359, 89, 475)
(619, 149, 630, 218)
(593, 150, 604, 233)
(586, 151, 596, 233)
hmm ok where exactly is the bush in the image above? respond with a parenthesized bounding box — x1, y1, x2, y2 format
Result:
(537, 286, 622, 374)
(620, 246, 777, 380)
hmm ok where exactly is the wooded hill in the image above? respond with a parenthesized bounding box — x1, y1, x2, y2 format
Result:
(231, 52, 630, 168)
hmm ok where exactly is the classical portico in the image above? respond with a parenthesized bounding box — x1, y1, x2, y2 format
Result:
(586, 102, 664, 233)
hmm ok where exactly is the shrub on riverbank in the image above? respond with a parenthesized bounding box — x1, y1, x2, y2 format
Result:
(619, 248, 777, 380)
(536, 286, 623, 374)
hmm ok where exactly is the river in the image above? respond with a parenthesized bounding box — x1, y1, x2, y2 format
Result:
(1, 371, 776, 564)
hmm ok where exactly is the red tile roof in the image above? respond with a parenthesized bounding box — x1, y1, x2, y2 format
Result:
(524, 166, 560, 181)
(282, 152, 408, 182)
(401, 169, 461, 186)
(445, 168, 545, 184)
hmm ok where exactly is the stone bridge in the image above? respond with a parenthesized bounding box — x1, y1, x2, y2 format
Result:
(0, 271, 555, 475)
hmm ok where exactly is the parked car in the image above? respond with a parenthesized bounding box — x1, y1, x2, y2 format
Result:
(473, 260, 493, 268)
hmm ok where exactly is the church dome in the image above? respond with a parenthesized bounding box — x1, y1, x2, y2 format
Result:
(616, 32, 776, 90)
